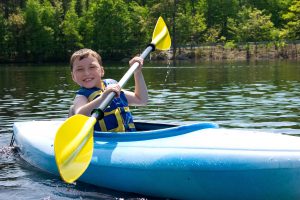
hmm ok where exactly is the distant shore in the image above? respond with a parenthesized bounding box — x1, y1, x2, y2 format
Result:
(1, 41, 299, 64)
(151, 41, 300, 61)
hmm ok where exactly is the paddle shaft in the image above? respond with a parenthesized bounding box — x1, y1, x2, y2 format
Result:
(93, 45, 154, 119)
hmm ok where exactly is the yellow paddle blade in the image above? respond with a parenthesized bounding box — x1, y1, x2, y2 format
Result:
(151, 16, 171, 50)
(54, 114, 96, 183)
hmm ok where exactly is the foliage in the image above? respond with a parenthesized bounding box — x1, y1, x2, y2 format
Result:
(282, 0, 300, 39)
(0, 13, 8, 59)
(127, 2, 149, 52)
(85, 0, 133, 59)
(246, 0, 292, 27)
(24, 0, 58, 61)
(61, 0, 83, 56)
(6, 9, 26, 61)
(0, 0, 299, 62)
(224, 41, 237, 49)
(227, 6, 276, 42)
(176, 7, 206, 47)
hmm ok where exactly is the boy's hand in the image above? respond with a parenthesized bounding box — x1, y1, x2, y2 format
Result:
(129, 56, 144, 73)
(104, 84, 121, 98)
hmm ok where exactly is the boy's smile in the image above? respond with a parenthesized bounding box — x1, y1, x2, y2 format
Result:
(71, 55, 104, 89)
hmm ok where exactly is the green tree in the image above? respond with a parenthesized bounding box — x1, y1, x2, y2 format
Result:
(176, 12, 206, 48)
(0, 0, 25, 18)
(83, 0, 133, 59)
(148, 1, 206, 56)
(40, 0, 62, 61)
(75, 0, 84, 16)
(62, 0, 72, 15)
(47, 0, 65, 61)
(0, 13, 7, 59)
(24, 0, 57, 61)
(127, 1, 149, 52)
(61, 0, 83, 56)
(205, 0, 239, 41)
(228, 6, 276, 42)
(282, 0, 300, 39)
(6, 9, 26, 61)
(244, 0, 292, 27)
(147, 0, 176, 56)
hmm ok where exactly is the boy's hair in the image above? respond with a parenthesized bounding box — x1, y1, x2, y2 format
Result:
(70, 48, 102, 70)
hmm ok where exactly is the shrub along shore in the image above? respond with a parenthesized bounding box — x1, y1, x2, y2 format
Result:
(152, 41, 300, 61)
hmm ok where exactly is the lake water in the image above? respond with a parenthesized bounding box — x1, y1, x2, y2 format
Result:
(0, 60, 299, 199)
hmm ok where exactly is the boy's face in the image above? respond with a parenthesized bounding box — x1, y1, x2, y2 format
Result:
(71, 55, 104, 89)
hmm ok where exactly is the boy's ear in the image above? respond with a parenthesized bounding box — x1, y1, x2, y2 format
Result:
(71, 72, 76, 82)
(101, 66, 105, 77)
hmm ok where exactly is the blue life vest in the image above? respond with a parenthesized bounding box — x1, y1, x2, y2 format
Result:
(76, 79, 136, 132)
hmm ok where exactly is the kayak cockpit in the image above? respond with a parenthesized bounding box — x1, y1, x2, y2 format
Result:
(134, 121, 177, 131)
(93, 121, 218, 141)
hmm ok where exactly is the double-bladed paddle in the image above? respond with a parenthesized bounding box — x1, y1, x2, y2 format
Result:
(54, 16, 171, 183)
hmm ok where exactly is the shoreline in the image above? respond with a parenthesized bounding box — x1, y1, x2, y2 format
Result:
(1, 42, 300, 64)
(151, 41, 300, 61)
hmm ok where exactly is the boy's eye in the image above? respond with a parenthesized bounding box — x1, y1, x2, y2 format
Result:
(76, 68, 83, 72)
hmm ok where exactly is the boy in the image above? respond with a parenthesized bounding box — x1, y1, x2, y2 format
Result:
(69, 48, 148, 132)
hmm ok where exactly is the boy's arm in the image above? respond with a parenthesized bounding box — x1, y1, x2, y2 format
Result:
(73, 85, 121, 116)
(125, 57, 148, 106)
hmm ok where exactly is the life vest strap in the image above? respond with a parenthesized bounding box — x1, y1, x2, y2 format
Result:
(98, 107, 133, 132)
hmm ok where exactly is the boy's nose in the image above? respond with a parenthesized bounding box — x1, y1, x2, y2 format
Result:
(83, 68, 90, 75)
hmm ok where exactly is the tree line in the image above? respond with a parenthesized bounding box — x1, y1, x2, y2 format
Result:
(0, 0, 299, 63)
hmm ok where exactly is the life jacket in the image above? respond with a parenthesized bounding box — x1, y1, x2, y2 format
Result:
(76, 79, 136, 132)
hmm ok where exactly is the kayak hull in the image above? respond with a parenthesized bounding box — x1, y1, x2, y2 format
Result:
(13, 121, 300, 200)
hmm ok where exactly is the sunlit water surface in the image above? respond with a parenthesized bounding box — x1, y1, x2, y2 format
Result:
(0, 60, 299, 199)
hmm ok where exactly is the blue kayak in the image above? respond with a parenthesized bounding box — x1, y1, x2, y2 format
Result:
(13, 121, 300, 200)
